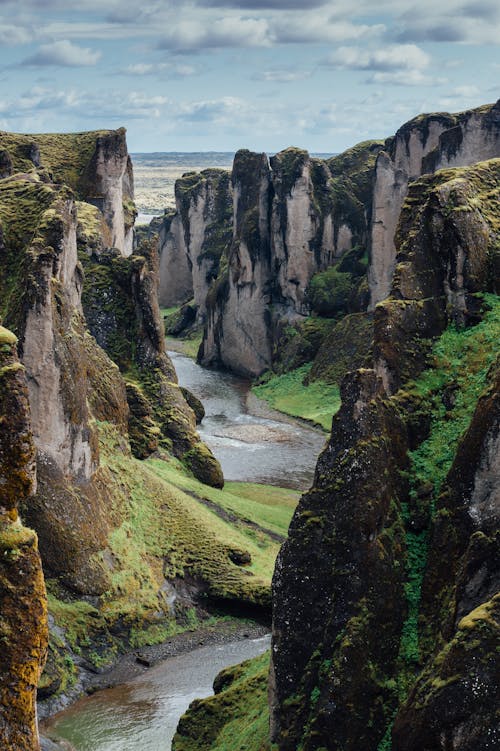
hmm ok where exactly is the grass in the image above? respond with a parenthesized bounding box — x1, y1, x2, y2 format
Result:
(253, 364, 341, 430)
(173, 651, 275, 751)
(147, 458, 299, 539)
(166, 333, 203, 359)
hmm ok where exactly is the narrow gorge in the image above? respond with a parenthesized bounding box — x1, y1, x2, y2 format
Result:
(0, 99, 499, 751)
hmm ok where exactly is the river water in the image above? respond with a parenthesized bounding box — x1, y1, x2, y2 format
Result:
(43, 353, 325, 750)
(44, 635, 270, 751)
(170, 350, 325, 490)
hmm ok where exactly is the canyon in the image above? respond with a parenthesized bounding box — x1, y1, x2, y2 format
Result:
(0, 99, 499, 751)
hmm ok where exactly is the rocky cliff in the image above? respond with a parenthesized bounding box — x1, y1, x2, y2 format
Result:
(0, 128, 273, 719)
(0, 128, 135, 256)
(158, 169, 232, 316)
(160, 142, 380, 377)
(0, 326, 48, 750)
(270, 158, 500, 751)
(368, 100, 500, 308)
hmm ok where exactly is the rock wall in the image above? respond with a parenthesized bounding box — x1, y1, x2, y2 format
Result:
(270, 158, 500, 750)
(158, 170, 232, 316)
(0, 326, 48, 751)
(0, 127, 135, 257)
(368, 100, 500, 308)
(199, 150, 273, 376)
(194, 142, 381, 376)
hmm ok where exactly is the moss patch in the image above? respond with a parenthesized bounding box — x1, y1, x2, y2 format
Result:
(173, 651, 274, 751)
(254, 364, 340, 430)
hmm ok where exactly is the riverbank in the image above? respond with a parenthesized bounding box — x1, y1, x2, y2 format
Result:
(39, 617, 268, 723)
(41, 623, 270, 751)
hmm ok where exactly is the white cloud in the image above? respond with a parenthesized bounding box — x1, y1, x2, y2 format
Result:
(255, 68, 311, 82)
(124, 62, 197, 77)
(325, 44, 430, 72)
(22, 39, 101, 66)
(157, 16, 271, 51)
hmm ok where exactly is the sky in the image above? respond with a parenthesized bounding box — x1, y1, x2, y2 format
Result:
(0, 0, 498, 153)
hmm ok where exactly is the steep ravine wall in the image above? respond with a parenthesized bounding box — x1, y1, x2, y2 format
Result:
(0, 127, 135, 257)
(368, 99, 500, 308)
(270, 158, 500, 751)
(160, 142, 381, 377)
(0, 326, 48, 750)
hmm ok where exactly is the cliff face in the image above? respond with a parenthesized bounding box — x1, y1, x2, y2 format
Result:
(368, 100, 500, 308)
(0, 327, 48, 750)
(270, 158, 500, 750)
(0, 127, 135, 257)
(158, 170, 232, 316)
(173, 141, 380, 376)
(200, 150, 274, 376)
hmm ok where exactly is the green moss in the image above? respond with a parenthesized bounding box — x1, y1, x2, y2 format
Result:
(0, 128, 116, 195)
(306, 267, 357, 317)
(173, 651, 274, 751)
(0, 326, 17, 346)
(254, 364, 340, 430)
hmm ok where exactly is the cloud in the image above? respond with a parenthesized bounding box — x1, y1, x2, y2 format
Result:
(273, 17, 385, 44)
(254, 68, 311, 82)
(367, 70, 447, 86)
(22, 39, 101, 66)
(324, 43, 430, 72)
(0, 23, 33, 45)
(198, 0, 329, 7)
(157, 16, 271, 51)
(123, 62, 198, 77)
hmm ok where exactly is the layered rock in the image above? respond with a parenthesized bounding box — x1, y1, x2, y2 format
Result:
(0, 326, 48, 750)
(199, 150, 274, 376)
(0, 127, 135, 256)
(368, 100, 500, 308)
(270, 158, 500, 750)
(158, 169, 232, 316)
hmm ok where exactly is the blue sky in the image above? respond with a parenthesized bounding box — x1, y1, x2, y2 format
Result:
(0, 0, 498, 152)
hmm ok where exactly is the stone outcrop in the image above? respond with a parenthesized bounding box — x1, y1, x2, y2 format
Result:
(0, 127, 135, 257)
(270, 157, 500, 750)
(368, 100, 500, 308)
(158, 170, 232, 316)
(200, 150, 274, 376)
(0, 326, 48, 751)
(193, 142, 381, 376)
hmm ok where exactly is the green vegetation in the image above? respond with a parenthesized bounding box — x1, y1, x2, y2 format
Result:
(254, 364, 341, 430)
(0, 128, 114, 194)
(306, 266, 356, 317)
(148, 458, 299, 539)
(173, 651, 275, 751)
(377, 292, 500, 751)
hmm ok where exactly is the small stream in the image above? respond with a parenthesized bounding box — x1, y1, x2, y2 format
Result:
(170, 350, 325, 490)
(44, 635, 270, 751)
(43, 352, 326, 750)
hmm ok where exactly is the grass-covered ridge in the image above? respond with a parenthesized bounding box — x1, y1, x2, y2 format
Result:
(253, 364, 341, 431)
(41, 419, 297, 690)
(173, 651, 275, 751)
(0, 129, 117, 193)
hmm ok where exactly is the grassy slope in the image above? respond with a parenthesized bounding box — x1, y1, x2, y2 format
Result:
(173, 651, 274, 751)
(42, 421, 298, 680)
(253, 364, 341, 431)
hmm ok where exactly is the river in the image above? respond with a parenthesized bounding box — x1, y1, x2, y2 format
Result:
(170, 350, 325, 490)
(42, 352, 325, 750)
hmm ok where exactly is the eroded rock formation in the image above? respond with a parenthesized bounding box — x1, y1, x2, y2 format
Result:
(368, 100, 500, 308)
(270, 158, 500, 750)
(0, 326, 48, 750)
